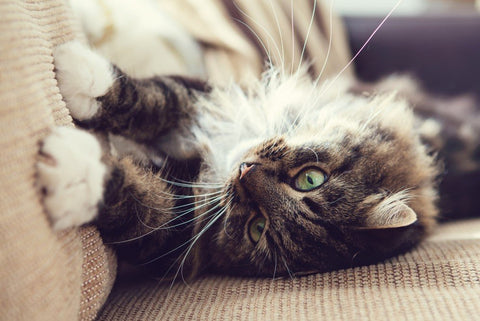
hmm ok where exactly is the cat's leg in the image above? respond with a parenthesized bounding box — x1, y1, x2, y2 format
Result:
(97, 155, 192, 264)
(54, 41, 209, 159)
(38, 126, 190, 262)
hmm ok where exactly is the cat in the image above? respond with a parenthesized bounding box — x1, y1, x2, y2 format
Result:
(38, 40, 440, 279)
(37, 0, 478, 279)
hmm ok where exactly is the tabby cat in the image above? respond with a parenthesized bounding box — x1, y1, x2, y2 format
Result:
(37, 0, 478, 279)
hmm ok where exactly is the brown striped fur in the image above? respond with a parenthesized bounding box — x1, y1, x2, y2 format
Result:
(352, 76, 480, 220)
(194, 115, 438, 276)
(80, 67, 210, 161)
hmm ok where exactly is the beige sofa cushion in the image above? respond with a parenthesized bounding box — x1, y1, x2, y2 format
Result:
(97, 219, 480, 320)
(0, 1, 116, 320)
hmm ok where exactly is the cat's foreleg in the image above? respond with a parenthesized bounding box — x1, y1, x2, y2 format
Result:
(38, 127, 188, 262)
(96, 154, 189, 263)
(54, 41, 209, 159)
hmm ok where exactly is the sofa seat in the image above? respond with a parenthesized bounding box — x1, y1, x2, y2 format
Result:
(97, 219, 480, 321)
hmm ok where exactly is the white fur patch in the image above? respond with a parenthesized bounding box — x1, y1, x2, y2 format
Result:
(38, 127, 106, 230)
(54, 41, 115, 120)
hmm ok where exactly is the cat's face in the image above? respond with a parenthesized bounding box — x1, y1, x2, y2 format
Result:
(191, 72, 439, 277)
(203, 132, 433, 276)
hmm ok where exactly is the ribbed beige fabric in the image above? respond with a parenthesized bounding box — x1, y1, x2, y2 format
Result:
(99, 219, 480, 321)
(0, 1, 116, 320)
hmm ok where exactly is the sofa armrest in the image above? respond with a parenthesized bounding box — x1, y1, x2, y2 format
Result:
(0, 1, 116, 320)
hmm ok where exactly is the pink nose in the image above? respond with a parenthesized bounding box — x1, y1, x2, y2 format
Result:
(239, 162, 255, 180)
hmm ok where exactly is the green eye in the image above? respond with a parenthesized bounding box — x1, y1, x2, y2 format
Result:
(248, 216, 266, 243)
(294, 168, 326, 191)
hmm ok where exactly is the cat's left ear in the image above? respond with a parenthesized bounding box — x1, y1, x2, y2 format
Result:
(356, 195, 418, 230)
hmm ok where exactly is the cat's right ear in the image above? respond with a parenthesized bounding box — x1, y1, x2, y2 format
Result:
(357, 201, 418, 230)
(348, 197, 422, 266)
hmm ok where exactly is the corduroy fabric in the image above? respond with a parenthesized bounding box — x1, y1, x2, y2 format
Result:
(97, 220, 480, 321)
(0, 1, 116, 320)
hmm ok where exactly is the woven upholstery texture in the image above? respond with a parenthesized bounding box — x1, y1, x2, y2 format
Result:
(98, 220, 480, 321)
(0, 1, 116, 320)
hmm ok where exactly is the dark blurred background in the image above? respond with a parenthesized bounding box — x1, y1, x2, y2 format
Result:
(340, 0, 480, 97)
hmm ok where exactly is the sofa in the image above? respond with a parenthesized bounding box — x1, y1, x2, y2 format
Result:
(1, 1, 479, 320)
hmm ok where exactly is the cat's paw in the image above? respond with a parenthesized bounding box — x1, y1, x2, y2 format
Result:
(54, 41, 115, 120)
(38, 127, 106, 230)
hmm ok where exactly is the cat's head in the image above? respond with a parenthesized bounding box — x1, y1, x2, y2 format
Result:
(191, 70, 439, 277)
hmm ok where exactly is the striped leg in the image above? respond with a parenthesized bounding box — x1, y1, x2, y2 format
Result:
(54, 41, 209, 159)
(38, 126, 193, 266)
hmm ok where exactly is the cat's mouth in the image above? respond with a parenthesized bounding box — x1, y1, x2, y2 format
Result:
(231, 179, 261, 217)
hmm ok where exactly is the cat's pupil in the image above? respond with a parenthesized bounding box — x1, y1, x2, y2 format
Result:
(249, 216, 266, 243)
(307, 175, 314, 185)
(257, 224, 264, 233)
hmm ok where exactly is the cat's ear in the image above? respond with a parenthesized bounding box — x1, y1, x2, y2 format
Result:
(349, 199, 421, 266)
(358, 200, 417, 230)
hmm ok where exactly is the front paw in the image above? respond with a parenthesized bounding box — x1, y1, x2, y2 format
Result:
(38, 127, 106, 230)
(54, 41, 115, 120)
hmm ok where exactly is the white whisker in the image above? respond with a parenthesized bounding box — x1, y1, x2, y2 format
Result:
(129, 189, 222, 212)
(156, 189, 223, 201)
(223, 198, 234, 238)
(158, 176, 223, 189)
(306, 146, 319, 163)
(106, 197, 223, 245)
(161, 198, 225, 230)
(134, 202, 156, 230)
(318, 0, 404, 97)
(232, 1, 283, 68)
(233, 18, 274, 68)
(313, 0, 334, 86)
(170, 176, 224, 187)
(297, 0, 317, 72)
(272, 250, 278, 281)
(157, 203, 229, 289)
(282, 256, 294, 280)
(268, 0, 286, 70)
(173, 204, 230, 285)
(136, 204, 224, 264)
(290, 0, 295, 74)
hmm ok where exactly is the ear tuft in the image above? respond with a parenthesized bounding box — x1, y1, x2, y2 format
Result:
(358, 199, 417, 230)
